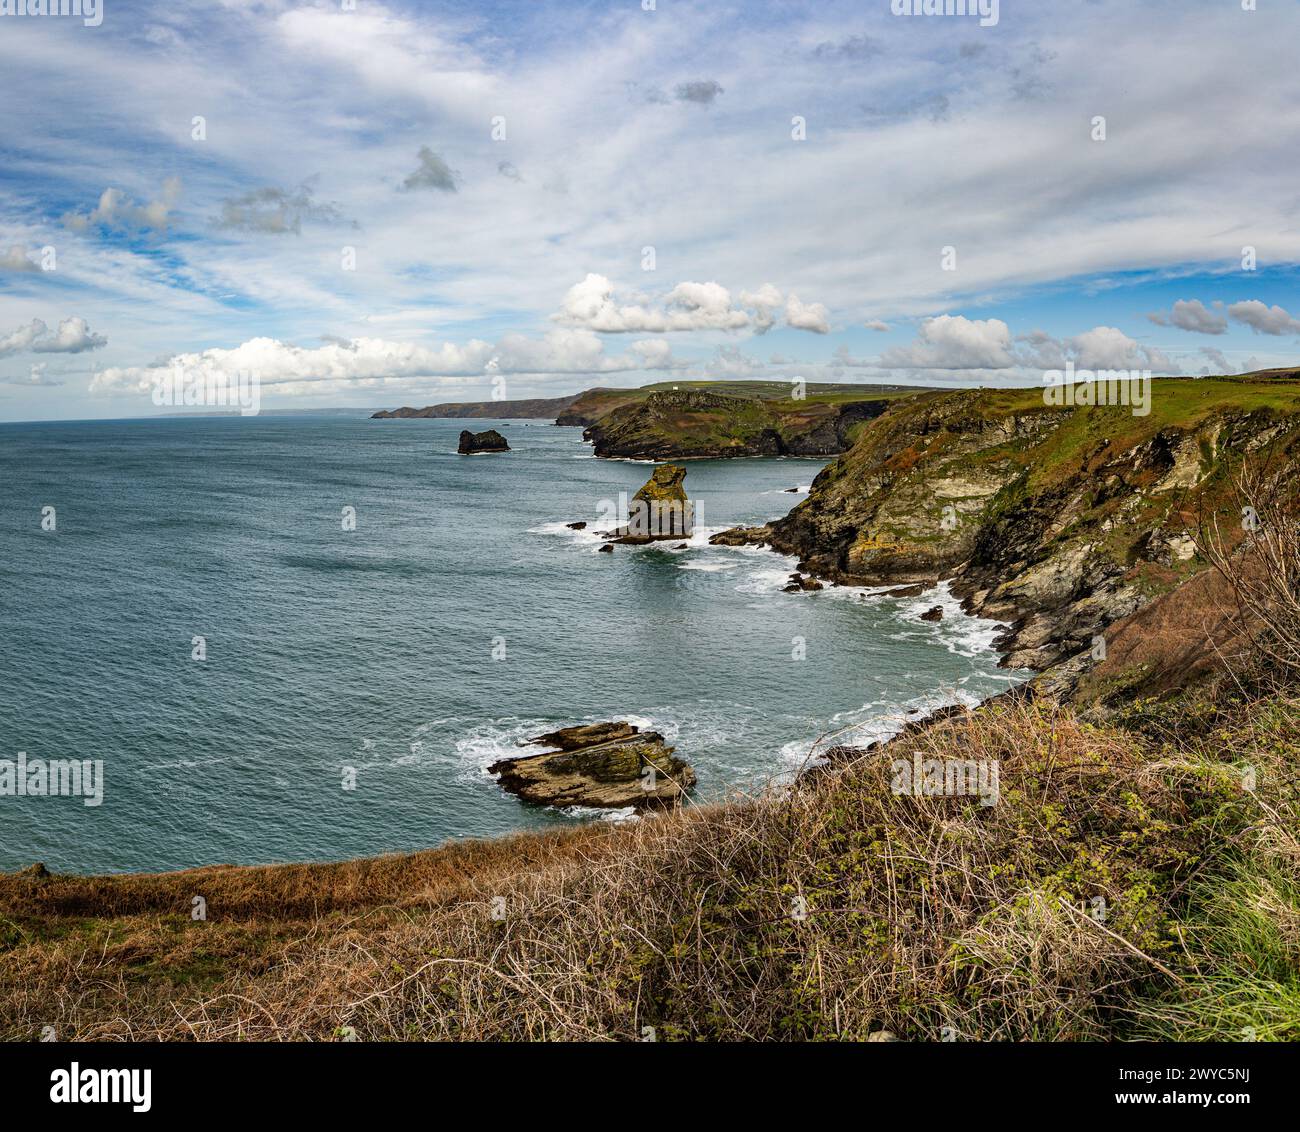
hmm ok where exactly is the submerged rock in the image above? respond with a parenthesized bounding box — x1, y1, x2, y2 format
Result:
(488, 721, 695, 809)
(883, 584, 927, 598)
(458, 428, 510, 454)
(783, 572, 824, 593)
(709, 525, 771, 548)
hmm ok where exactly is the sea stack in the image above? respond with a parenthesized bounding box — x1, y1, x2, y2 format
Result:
(610, 463, 694, 544)
(458, 428, 510, 454)
(488, 721, 695, 809)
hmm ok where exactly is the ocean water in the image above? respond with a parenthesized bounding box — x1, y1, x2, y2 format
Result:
(0, 415, 1025, 874)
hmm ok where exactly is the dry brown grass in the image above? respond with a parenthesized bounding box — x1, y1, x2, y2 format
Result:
(0, 698, 1251, 1042)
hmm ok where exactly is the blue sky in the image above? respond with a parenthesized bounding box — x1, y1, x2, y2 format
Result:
(1, 0, 1299, 420)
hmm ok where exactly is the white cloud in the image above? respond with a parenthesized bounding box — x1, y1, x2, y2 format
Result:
(880, 316, 1015, 370)
(784, 293, 830, 334)
(1227, 300, 1300, 336)
(1069, 325, 1174, 373)
(0, 245, 38, 272)
(553, 276, 831, 336)
(62, 178, 181, 233)
(1148, 299, 1227, 335)
(89, 327, 678, 397)
(738, 284, 784, 332)
(0, 317, 107, 357)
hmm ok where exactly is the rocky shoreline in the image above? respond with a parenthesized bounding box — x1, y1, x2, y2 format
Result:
(708, 380, 1300, 692)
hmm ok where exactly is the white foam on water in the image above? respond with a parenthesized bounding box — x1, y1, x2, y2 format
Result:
(560, 805, 640, 823)
(451, 716, 557, 781)
(679, 559, 736, 573)
(777, 685, 986, 770)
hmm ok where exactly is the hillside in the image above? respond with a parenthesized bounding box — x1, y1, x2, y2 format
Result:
(371, 379, 930, 439)
(371, 393, 581, 419)
(580, 388, 906, 459)
(716, 373, 1300, 675)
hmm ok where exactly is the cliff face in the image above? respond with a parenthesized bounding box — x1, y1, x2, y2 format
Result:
(724, 378, 1300, 671)
(582, 389, 893, 459)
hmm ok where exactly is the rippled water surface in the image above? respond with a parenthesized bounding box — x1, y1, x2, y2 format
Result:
(0, 415, 1024, 873)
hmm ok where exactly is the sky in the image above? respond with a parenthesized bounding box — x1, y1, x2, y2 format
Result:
(1, 0, 1299, 421)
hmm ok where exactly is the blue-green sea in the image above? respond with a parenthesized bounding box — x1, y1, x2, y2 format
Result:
(0, 415, 1024, 874)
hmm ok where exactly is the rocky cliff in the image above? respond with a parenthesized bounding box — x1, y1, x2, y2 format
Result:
(714, 375, 1300, 674)
(583, 388, 894, 459)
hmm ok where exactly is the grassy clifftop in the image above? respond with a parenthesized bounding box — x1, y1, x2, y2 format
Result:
(2, 684, 1294, 1041)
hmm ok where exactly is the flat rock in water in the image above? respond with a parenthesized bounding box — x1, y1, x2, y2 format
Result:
(883, 584, 927, 598)
(488, 721, 695, 809)
(920, 605, 944, 622)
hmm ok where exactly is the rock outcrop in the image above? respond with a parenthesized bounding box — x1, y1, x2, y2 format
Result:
(488, 722, 695, 809)
(711, 376, 1300, 675)
(458, 428, 510, 454)
(606, 464, 695, 543)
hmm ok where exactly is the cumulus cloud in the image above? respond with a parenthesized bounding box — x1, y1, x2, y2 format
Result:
(553, 276, 831, 336)
(62, 178, 181, 233)
(0, 245, 39, 272)
(675, 80, 724, 105)
(497, 160, 523, 183)
(1147, 299, 1227, 335)
(215, 182, 346, 234)
(785, 294, 830, 334)
(864, 320, 890, 332)
(0, 317, 107, 358)
(1068, 325, 1176, 372)
(89, 328, 677, 398)
(1, 363, 62, 387)
(401, 146, 460, 192)
(738, 284, 784, 333)
(1227, 300, 1300, 336)
(32, 316, 108, 354)
(880, 316, 1016, 369)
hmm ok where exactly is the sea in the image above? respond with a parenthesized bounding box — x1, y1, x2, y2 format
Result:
(0, 414, 1026, 873)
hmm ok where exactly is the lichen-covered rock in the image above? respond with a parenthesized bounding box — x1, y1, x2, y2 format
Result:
(488, 722, 695, 809)
(609, 464, 696, 543)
